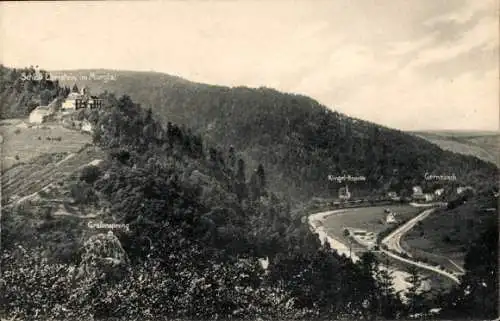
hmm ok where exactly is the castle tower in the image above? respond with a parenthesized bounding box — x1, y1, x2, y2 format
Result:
(81, 86, 90, 96)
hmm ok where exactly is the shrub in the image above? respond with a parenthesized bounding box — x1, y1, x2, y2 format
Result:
(69, 181, 98, 205)
(79, 165, 102, 185)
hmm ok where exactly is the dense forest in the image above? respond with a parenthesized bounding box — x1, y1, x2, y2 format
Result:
(51, 70, 499, 203)
(0, 67, 498, 319)
(2, 94, 405, 320)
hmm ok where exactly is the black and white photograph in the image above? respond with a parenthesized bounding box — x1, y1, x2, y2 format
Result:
(0, 1, 498, 320)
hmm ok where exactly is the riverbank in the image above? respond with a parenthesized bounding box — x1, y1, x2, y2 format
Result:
(308, 209, 413, 296)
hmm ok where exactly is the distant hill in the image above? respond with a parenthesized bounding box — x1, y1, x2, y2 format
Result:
(410, 130, 499, 167)
(47, 69, 499, 203)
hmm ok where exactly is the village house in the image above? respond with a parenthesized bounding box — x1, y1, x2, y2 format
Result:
(423, 193, 434, 202)
(29, 106, 52, 124)
(29, 98, 59, 124)
(412, 186, 423, 196)
(412, 186, 426, 201)
(434, 188, 445, 197)
(81, 120, 94, 133)
(386, 212, 397, 224)
(457, 186, 474, 195)
(387, 191, 400, 201)
(338, 185, 351, 200)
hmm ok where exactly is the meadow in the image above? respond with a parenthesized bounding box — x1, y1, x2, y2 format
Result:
(322, 205, 423, 245)
(319, 205, 456, 292)
(411, 130, 500, 167)
(1, 118, 92, 170)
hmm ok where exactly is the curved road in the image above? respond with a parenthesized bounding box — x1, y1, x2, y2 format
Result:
(309, 210, 414, 295)
(381, 208, 461, 284)
(382, 208, 436, 256)
(309, 206, 461, 294)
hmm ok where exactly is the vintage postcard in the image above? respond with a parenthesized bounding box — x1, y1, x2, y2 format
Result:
(0, 1, 498, 320)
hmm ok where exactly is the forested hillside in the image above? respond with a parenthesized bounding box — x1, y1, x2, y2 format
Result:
(0, 65, 71, 118)
(1, 66, 497, 319)
(1, 94, 406, 320)
(52, 69, 499, 202)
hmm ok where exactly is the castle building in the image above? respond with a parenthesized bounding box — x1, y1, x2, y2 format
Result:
(62, 86, 102, 110)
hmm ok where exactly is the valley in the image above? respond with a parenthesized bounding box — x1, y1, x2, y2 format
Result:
(313, 205, 460, 294)
(0, 65, 498, 320)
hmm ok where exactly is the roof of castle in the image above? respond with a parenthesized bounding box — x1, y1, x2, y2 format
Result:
(67, 92, 83, 100)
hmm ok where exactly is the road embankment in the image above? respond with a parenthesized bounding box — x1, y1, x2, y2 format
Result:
(380, 208, 461, 284)
(308, 209, 414, 295)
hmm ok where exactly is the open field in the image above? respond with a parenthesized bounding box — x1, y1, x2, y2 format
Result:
(2, 144, 106, 203)
(313, 207, 456, 294)
(402, 201, 498, 269)
(322, 205, 422, 246)
(403, 229, 467, 270)
(410, 130, 500, 166)
(322, 205, 458, 292)
(400, 239, 465, 274)
(411, 130, 499, 137)
(1, 118, 92, 170)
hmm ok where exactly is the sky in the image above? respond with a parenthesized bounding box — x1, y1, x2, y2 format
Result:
(1, 0, 498, 131)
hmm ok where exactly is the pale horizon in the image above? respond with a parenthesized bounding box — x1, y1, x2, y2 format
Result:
(1, 0, 498, 131)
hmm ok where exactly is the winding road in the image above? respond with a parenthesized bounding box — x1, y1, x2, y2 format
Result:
(382, 208, 436, 256)
(308, 205, 462, 295)
(380, 208, 461, 284)
(309, 210, 414, 295)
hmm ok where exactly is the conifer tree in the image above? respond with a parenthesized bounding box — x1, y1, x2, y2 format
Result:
(405, 265, 428, 317)
(235, 158, 248, 201)
(256, 164, 266, 190)
(228, 145, 236, 168)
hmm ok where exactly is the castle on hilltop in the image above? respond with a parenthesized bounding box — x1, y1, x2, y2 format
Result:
(62, 86, 103, 110)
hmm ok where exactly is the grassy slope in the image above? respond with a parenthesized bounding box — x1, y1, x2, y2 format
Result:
(403, 193, 498, 267)
(410, 131, 499, 167)
(1, 119, 92, 170)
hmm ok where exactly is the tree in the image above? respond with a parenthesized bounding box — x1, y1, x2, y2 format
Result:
(235, 159, 247, 202)
(256, 164, 266, 190)
(40, 89, 52, 106)
(228, 145, 236, 168)
(72, 83, 79, 93)
(405, 266, 429, 316)
(144, 107, 153, 124)
(374, 263, 401, 319)
(80, 165, 102, 184)
(358, 251, 380, 319)
(442, 221, 498, 319)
